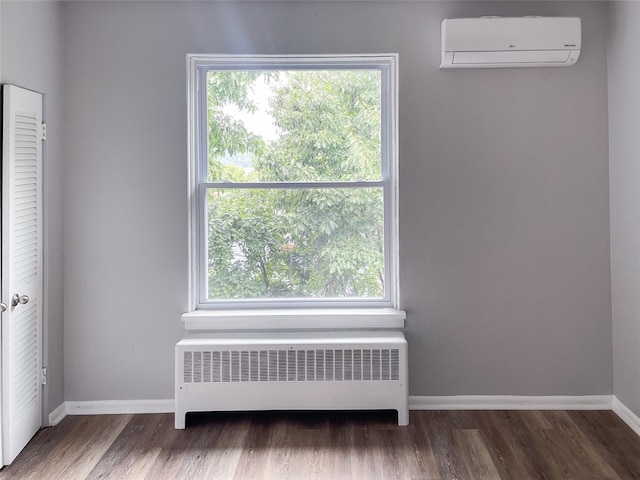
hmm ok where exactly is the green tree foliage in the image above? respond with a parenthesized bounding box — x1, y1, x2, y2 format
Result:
(257, 71, 381, 182)
(206, 70, 385, 300)
(206, 71, 265, 180)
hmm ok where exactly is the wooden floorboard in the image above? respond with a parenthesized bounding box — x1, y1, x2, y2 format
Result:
(1, 410, 639, 479)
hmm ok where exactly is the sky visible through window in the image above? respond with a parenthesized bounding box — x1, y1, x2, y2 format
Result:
(223, 75, 280, 143)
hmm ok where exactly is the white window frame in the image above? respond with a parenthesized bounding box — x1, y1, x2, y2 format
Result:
(186, 54, 401, 324)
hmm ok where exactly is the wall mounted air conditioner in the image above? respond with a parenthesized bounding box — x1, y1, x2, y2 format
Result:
(440, 17, 581, 69)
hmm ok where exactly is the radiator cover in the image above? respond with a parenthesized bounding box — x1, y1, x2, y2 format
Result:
(175, 331, 408, 428)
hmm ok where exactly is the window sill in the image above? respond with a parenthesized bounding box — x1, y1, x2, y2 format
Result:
(181, 308, 406, 331)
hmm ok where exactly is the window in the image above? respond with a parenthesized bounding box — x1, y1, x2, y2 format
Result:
(188, 55, 398, 310)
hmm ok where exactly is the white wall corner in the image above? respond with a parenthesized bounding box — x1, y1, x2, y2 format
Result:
(47, 402, 67, 427)
(612, 397, 640, 437)
(408, 395, 614, 411)
(65, 399, 175, 416)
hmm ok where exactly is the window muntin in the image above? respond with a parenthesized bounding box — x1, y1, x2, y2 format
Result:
(189, 55, 398, 309)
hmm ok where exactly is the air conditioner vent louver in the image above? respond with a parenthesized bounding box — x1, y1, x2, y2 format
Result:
(183, 348, 400, 384)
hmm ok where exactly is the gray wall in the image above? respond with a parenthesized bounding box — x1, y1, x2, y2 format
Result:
(1, 1, 65, 419)
(63, 1, 612, 401)
(609, 1, 640, 417)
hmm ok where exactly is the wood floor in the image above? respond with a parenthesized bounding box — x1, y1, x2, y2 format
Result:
(1, 410, 639, 479)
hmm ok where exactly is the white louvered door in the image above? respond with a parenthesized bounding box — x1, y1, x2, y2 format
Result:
(1, 85, 43, 466)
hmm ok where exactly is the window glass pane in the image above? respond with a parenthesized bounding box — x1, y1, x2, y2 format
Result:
(206, 187, 385, 300)
(206, 70, 382, 183)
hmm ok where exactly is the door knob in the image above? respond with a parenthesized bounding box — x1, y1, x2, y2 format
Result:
(0, 303, 6, 313)
(11, 294, 29, 307)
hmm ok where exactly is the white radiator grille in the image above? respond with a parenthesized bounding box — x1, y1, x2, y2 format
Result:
(183, 348, 400, 384)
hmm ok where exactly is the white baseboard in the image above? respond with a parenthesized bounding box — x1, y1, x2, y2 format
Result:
(49, 395, 640, 440)
(408, 395, 614, 410)
(612, 396, 640, 437)
(48, 402, 68, 426)
(63, 396, 613, 415)
(65, 399, 174, 416)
